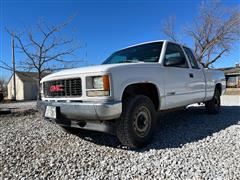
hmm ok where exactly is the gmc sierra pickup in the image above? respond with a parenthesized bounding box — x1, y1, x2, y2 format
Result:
(38, 40, 226, 148)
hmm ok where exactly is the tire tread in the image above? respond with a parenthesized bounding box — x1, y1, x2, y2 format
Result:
(116, 95, 156, 148)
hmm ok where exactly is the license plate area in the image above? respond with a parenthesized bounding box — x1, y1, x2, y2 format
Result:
(45, 106, 57, 119)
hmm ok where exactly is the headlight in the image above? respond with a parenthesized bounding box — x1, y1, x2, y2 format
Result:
(93, 76, 103, 89)
(86, 75, 110, 97)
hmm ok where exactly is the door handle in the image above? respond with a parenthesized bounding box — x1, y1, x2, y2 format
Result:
(189, 73, 194, 78)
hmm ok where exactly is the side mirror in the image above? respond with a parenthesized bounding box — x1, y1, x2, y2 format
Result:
(164, 57, 185, 66)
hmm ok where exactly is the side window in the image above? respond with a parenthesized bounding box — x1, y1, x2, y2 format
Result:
(164, 43, 188, 68)
(183, 47, 199, 69)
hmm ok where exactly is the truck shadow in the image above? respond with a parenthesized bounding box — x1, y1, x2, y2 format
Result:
(74, 105, 240, 151)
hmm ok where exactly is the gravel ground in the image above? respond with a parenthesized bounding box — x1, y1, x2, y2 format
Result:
(0, 96, 239, 179)
(0, 101, 36, 111)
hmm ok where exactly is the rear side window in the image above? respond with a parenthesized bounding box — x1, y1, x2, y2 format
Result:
(183, 47, 199, 69)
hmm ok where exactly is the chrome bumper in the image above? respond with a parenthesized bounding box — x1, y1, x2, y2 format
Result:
(37, 100, 122, 121)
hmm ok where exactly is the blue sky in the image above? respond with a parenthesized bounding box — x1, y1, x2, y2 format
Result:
(1, 0, 240, 80)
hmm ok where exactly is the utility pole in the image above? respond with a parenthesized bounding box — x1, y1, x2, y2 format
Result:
(12, 34, 16, 101)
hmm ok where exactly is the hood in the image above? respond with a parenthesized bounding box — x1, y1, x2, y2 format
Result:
(41, 62, 157, 82)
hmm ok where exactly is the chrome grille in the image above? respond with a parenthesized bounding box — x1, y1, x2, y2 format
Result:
(43, 78, 82, 97)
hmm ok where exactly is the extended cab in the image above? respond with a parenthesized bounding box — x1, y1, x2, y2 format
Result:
(38, 40, 226, 148)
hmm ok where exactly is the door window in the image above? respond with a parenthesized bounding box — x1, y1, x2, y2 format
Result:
(164, 43, 189, 68)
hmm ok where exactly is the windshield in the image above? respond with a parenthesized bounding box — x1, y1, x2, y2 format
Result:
(102, 42, 163, 64)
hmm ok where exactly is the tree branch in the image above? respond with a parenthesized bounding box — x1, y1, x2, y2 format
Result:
(162, 16, 178, 42)
(5, 16, 80, 99)
(0, 60, 13, 70)
(205, 49, 228, 67)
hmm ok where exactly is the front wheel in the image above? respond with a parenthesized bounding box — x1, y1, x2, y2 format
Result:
(205, 89, 221, 114)
(116, 95, 156, 148)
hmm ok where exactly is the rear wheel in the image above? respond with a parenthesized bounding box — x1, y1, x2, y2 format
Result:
(0, 93, 3, 102)
(116, 95, 156, 148)
(205, 89, 221, 114)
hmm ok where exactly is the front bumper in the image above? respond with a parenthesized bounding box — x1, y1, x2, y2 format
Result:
(37, 100, 122, 121)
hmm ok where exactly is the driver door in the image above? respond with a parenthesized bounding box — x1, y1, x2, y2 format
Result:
(162, 42, 193, 109)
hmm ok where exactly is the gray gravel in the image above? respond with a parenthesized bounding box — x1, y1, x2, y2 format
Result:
(0, 101, 36, 111)
(0, 96, 239, 179)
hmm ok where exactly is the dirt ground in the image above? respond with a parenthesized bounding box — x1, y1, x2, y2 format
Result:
(225, 88, 240, 95)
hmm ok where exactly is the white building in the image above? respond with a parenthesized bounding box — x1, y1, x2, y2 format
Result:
(7, 71, 49, 100)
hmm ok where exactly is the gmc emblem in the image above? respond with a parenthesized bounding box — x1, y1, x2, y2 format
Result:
(50, 85, 64, 92)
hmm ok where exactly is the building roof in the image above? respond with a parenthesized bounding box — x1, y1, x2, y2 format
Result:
(218, 63, 240, 75)
(16, 72, 38, 82)
(218, 67, 240, 75)
(8, 71, 51, 84)
(224, 68, 240, 75)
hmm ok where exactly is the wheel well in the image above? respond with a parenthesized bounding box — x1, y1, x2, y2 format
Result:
(215, 83, 222, 94)
(122, 83, 159, 110)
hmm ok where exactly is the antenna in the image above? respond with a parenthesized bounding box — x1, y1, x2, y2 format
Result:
(85, 42, 88, 66)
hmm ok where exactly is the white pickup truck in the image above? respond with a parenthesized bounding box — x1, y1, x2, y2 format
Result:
(39, 40, 226, 148)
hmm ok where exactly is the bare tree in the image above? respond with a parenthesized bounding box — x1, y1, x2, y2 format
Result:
(0, 59, 13, 71)
(0, 78, 4, 101)
(162, 1, 240, 68)
(162, 16, 178, 42)
(0, 78, 5, 88)
(5, 17, 81, 99)
(0, 76, 8, 101)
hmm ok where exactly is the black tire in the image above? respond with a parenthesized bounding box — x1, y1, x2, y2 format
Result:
(116, 95, 156, 148)
(0, 93, 3, 102)
(61, 126, 80, 134)
(205, 89, 221, 114)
